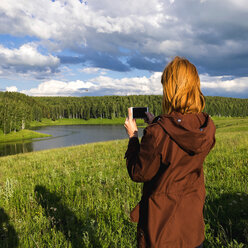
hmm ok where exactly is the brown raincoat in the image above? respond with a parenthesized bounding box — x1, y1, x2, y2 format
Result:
(124, 111, 216, 248)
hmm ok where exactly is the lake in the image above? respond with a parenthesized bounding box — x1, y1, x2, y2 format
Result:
(0, 125, 144, 157)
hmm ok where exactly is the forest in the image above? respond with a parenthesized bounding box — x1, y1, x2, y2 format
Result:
(0, 91, 247, 134)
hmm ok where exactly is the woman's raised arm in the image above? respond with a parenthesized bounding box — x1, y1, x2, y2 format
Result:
(124, 127, 162, 182)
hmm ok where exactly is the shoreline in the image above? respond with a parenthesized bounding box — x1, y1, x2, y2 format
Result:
(1, 116, 247, 144)
(0, 129, 52, 144)
(30, 117, 145, 128)
(29, 115, 248, 128)
(0, 118, 145, 144)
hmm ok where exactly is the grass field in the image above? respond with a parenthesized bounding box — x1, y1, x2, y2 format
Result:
(0, 116, 247, 247)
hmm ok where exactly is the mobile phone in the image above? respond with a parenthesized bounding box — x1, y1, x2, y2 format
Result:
(130, 107, 148, 119)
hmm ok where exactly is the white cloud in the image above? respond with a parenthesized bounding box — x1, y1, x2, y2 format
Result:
(20, 72, 163, 96)
(0, 43, 59, 67)
(17, 73, 248, 97)
(20, 80, 95, 96)
(0, 0, 166, 40)
(0, 0, 248, 95)
(227, 0, 248, 10)
(0, 0, 247, 73)
(80, 67, 108, 75)
(6, 86, 18, 92)
(200, 74, 248, 94)
(0, 43, 60, 78)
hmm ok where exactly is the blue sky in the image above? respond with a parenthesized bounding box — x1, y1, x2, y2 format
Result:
(0, 0, 247, 98)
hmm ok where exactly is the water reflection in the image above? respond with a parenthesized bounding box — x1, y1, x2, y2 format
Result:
(0, 142, 33, 157)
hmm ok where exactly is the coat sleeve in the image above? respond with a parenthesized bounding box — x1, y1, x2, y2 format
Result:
(124, 127, 161, 182)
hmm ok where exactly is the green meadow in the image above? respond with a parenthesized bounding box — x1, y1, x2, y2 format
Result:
(0, 116, 247, 247)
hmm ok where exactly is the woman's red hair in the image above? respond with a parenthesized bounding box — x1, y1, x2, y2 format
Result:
(161, 56, 205, 114)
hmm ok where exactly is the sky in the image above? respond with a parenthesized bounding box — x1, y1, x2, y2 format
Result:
(0, 0, 247, 98)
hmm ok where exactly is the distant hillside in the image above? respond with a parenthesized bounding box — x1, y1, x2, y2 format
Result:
(0, 91, 247, 134)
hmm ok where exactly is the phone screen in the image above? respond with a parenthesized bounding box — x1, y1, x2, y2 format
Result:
(132, 107, 148, 119)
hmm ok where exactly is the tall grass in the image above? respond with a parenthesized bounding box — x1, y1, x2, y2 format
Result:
(0, 117, 247, 247)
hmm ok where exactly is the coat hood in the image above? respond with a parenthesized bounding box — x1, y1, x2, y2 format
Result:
(156, 111, 216, 155)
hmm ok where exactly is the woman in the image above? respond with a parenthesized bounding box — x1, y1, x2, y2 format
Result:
(124, 56, 216, 248)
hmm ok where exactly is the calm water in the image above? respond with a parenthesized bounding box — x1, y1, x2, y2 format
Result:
(0, 125, 144, 157)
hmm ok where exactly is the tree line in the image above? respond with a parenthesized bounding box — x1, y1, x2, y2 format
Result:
(0, 91, 247, 134)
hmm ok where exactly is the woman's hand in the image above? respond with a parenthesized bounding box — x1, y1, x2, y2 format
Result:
(144, 112, 155, 125)
(124, 108, 138, 138)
